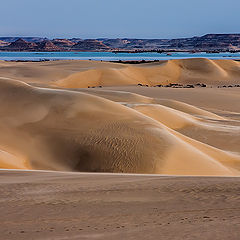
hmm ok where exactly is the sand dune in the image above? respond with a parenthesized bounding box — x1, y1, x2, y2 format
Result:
(0, 77, 239, 175)
(1, 58, 240, 88)
(54, 58, 240, 88)
(0, 60, 124, 84)
(0, 150, 27, 169)
(0, 59, 240, 176)
(79, 88, 228, 120)
(131, 103, 219, 129)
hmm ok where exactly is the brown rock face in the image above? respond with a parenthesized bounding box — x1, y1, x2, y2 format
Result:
(52, 39, 75, 48)
(36, 40, 61, 51)
(72, 39, 111, 51)
(5, 38, 37, 51)
(1, 34, 240, 52)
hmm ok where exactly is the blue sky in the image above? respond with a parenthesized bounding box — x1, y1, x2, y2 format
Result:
(0, 0, 239, 39)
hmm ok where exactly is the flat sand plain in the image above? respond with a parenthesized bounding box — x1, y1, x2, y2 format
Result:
(0, 170, 239, 240)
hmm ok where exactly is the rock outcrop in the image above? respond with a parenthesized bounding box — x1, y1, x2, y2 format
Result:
(52, 39, 75, 48)
(71, 39, 111, 51)
(102, 34, 240, 51)
(3, 38, 37, 51)
(0, 34, 240, 52)
(36, 40, 61, 51)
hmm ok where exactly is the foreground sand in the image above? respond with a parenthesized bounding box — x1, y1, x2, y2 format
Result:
(0, 59, 240, 175)
(0, 170, 239, 240)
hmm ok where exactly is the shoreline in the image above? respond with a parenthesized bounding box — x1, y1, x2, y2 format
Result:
(0, 48, 240, 53)
(0, 53, 240, 63)
(1, 58, 240, 63)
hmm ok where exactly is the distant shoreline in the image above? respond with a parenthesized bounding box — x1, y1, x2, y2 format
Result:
(0, 50, 240, 53)
(0, 51, 240, 62)
(1, 58, 240, 64)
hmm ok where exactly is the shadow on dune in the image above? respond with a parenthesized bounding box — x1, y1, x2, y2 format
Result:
(0, 76, 240, 176)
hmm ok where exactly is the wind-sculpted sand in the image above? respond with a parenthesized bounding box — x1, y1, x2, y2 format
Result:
(55, 58, 240, 88)
(0, 171, 239, 240)
(1, 58, 240, 87)
(0, 59, 240, 175)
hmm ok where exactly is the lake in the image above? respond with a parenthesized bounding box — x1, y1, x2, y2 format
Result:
(0, 51, 240, 61)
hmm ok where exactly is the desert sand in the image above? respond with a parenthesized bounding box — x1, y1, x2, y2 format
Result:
(0, 170, 239, 240)
(1, 58, 240, 87)
(0, 58, 239, 239)
(0, 58, 240, 175)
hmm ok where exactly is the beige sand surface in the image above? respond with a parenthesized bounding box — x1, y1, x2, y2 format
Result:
(0, 59, 240, 176)
(54, 58, 240, 88)
(0, 79, 240, 175)
(0, 170, 239, 240)
(1, 58, 240, 87)
(85, 87, 240, 152)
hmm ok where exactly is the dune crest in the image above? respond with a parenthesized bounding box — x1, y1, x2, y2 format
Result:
(52, 58, 240, 88)
(1, 58, 240, 88)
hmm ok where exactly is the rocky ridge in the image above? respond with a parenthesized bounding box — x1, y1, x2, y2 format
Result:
(0, 34, 240, 52)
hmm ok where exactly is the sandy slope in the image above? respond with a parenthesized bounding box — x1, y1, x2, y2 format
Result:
(0, 170, 239, 240)
(0, 79, 239, 175)
(55, 58, 240, 88)
(0, 59, 240, 176)
(1, 58, 240, 88)
(82, 87, 240, 155)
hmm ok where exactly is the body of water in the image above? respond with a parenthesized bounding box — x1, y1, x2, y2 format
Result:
(0, 51, 240, 61)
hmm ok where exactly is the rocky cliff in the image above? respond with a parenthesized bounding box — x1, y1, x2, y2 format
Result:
(0, 34, 240, 52)
(71, 39, 111, 51)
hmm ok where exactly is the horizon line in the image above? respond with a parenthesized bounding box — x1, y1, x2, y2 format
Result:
(1, 32, 240, 40)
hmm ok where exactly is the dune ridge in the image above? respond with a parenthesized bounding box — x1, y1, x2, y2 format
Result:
(0, 76, 239, 176)
(53, 58, 240, 88)
(1, 58, 240, 88)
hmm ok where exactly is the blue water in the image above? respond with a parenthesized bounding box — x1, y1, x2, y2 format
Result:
(0, 51, 240, 61)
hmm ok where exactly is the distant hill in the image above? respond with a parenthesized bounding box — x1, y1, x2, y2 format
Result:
(0, 37, 48, 43)
(0, 34, 240, 52)
(71, 39, 111, 51)
(4, 38, 37, 51)
(100, 34, 240, 51)
(36, 40, 61, 51)
(52, 39, 75, 48)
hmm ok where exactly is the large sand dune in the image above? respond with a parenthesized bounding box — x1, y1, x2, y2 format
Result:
(0, 80, 240, 175)
(1, 58, 240, 88)
(54, 58, 240, 88)
(0, 59, 239, 175)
